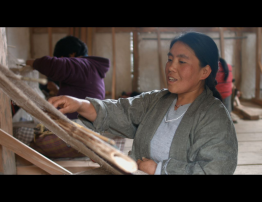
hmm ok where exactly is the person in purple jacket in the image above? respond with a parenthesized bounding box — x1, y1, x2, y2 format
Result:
(27, 36, 110, 119)
(24, 36, 111, 158)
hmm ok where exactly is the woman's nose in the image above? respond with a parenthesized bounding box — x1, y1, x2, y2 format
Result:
(168, 60, 178, 72)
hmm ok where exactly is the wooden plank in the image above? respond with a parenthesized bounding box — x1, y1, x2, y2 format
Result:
(48, 27, 52, 56)
(0, 128, 73, 174)
(256, 27, 262, 99)
(0, 27, 16, 174)
(235, 31, 242, 90)
(233, 105, 260, 120)
(219, 27, 225, 59)
(15, 155, 100, 174)
(157, 28, 167, 89)
(132, 30, 139, 92)
(111, 27, 116, 99)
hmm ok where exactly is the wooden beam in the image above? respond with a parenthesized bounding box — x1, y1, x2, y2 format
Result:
(132, 31, 139, 92)
(235, 31, 242, 90)
(256, 27, 261, 99)
(31, 27, 257, 34)
(219, 27, 225, 59)
(157, 28, 167, 89)
(0, 128, 73, 175)
(48, 27, 52, 56)
(32, 27, 70, 34)
(111, 27, 116, 99)
(95, 27, 257, 33)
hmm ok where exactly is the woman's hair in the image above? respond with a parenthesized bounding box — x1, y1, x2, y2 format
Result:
(53, 36, 88, 57)
(219, 57, 229, 81)
(169, 32, 222, 101)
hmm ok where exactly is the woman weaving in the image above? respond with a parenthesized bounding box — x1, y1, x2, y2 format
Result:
(48, 32, 238, 175)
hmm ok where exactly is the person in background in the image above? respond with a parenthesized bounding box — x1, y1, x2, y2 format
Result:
(48, 32, 238, 174)
(24, 36, 111, 158)
(26, 36, 110, 119)
(215, 57, 237, 123)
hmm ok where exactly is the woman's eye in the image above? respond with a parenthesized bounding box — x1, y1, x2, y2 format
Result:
(168, 59, 172, 62)
(179, 61, 186, 64)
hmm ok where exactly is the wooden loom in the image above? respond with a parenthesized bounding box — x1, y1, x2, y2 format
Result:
(0, 63, 139, 175)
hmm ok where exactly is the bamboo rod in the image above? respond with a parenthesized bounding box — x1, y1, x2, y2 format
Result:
(111, 27, 116, 99)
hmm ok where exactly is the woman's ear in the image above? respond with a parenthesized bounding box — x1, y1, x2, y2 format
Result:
(200, 65, 212, 80)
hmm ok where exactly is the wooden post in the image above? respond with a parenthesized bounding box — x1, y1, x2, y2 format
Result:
(235, 31, 242, 90)
(219, 27, 225, 59)
(111, 27, 116, 99)
(74, 27, 80, 38)
(69, 27, 74, 36)
(255, 27, 261, 99)
(157, 28, 167, 89)
(48, 27, 52, 56)
(80, 27, 87, 45)
(0, 27, 16, 174)
(29, 27, 34, 59)
(87, 27, 93, 56)
(132, 30, 139, 92)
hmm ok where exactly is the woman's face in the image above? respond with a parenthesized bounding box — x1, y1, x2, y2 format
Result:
(165, 41, 207, 95)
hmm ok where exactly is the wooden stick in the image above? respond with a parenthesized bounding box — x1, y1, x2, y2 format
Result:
(0, 128, 72, 175)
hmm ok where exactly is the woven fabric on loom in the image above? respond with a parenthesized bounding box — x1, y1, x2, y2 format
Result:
(13, 127, 35, 146)
(30, 133, 127, 159)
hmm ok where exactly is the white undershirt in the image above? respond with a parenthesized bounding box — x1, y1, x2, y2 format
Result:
(150, 98, 191, 174)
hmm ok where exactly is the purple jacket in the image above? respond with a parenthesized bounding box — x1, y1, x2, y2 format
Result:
(33, 56, 110, 119)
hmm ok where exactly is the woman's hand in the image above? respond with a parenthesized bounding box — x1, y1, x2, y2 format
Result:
(136, 157, 157, 175)
(48, 96, 97, 122)
(48, 95, 82, 114)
